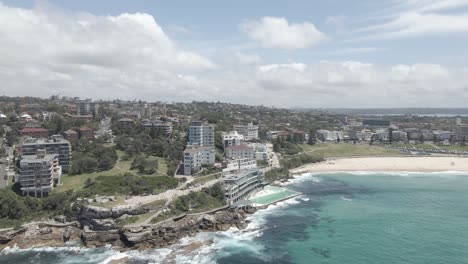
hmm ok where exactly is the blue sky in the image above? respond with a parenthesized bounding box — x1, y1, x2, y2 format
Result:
(1, 0, 468, 107)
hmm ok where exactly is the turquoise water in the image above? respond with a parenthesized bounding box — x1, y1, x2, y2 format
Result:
(2, 172, 468, 263)
(216, 172, 468, 264)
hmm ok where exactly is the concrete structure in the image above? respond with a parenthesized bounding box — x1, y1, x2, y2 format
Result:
(266, 130, 289, 140)
(117, 118, 135, 130)
(361, 129, 374, 141)
(79, 99, 99, 116)
(222, 158, 257, 176)
(223, 131, 244, 149)
(19, 127, 49, 138)
(19, 151, 62, 197)
(183, 146, 216, 176)
(223, 169, 264, 206)
(225, 144, 255, 160)
(233, 122, 259, 141)
(248, 143, 270, 161)
(19, 135, 72, 173)
(141, 104, 152, 118)
(142, 120, 173, 135)
(62, 129, 79, 141)
(392, 131, 408, 142)
(188, 121, 215, 147)
(316, 130, 344, 141)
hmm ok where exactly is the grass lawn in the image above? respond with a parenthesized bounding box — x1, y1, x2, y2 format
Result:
(192, 173, 220, 185)
(301, 143, 401, 158)
(434, 144, 468, 152)
(56, 151, 171, 194)
(389, 143, 438, 150)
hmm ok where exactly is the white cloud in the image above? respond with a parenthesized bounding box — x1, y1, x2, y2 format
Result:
(1, 3, 468, 108)
(240, 16, 327, 49)
(0, 3, 216, 100)
(354, 0, 468, 39)
(252, 61, 468, 107)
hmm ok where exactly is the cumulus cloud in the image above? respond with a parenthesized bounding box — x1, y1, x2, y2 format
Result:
(1, 3, 468, 108)
(253, 61, 468, 107)
(240, 16, 327, 49)
(0, 3, 215, 100)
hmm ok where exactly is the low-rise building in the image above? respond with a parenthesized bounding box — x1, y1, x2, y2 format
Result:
(266, 130, 289, 140)
(62, 129, 79, 141)
(225, 144, 255, 160)
(79, 126, 94, 139)
(247, 143, 270, 161)
(118, 118, 135, 130)
(223, 169, 264, 206)
(19, 127, 49, 138)
(316, 130, 343, 141)
(19, 151, 62, 197)
(233, 122, 259, 141)
(142, 120, 173, 135)
(223, 131, 244, 149)
(222, 158, 257, 176)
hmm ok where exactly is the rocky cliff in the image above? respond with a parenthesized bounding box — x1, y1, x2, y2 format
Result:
(0, 204, 255, 251)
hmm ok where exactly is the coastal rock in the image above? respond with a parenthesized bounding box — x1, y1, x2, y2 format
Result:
(89, 219, 118, 231)
(111, 205, 147, 218)
(63, 227, 72, 241)
(54, 215, 66, 223)
(81, 229, 121, 247)
(82, 205, 113, 219)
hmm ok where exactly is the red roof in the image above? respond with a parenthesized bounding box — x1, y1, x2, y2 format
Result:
(20, 127, 48, 133)
(79, 126, 93, 131)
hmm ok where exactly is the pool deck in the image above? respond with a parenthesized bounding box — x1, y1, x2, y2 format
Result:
(249, 185, 302, 206)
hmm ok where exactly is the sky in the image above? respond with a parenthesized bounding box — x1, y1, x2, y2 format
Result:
(1, 0, 468, 108)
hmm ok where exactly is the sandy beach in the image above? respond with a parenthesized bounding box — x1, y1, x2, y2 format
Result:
(291, 157, 468, 174)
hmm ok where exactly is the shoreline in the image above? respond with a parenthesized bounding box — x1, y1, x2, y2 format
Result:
(291, 156, 468, 175)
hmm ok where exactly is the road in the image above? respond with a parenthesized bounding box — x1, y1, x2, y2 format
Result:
(96, 117, 113, 142)
(0, 158, 8, 189)
(0, 144, 13, 189)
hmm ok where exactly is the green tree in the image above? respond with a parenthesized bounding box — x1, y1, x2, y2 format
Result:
(388, 127, 394, 144)
(307, 129, 316, 145)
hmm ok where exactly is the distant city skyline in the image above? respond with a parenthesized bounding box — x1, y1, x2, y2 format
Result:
(1, 0, 468, 107)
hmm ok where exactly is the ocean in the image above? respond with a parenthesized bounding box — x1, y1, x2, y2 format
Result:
(2, 172, 468, 264)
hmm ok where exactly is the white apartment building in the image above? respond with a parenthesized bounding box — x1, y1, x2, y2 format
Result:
(222, 158, 257, 176)
(361, 129, 374, 141)
(223, 131, 244, 149)
(233, 122, 259, 141)
(183, 146, 215, 176)
(375, 129, 389, 141)
(19, 151, 62, 197)
(247, 143, 271, 161)
(316, 130, 344, 141)
(225, 144, 255, 160)
(189, 121, 215, 147)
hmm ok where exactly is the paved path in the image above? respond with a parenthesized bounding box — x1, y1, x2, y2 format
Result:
(124, 178, 220, 206)
(124, 177, 220, 227)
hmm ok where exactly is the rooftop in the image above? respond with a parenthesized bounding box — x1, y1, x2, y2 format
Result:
(226, 144, 254, 151)
(21, 154, 58, 163)
(20, 127, 48, 133)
